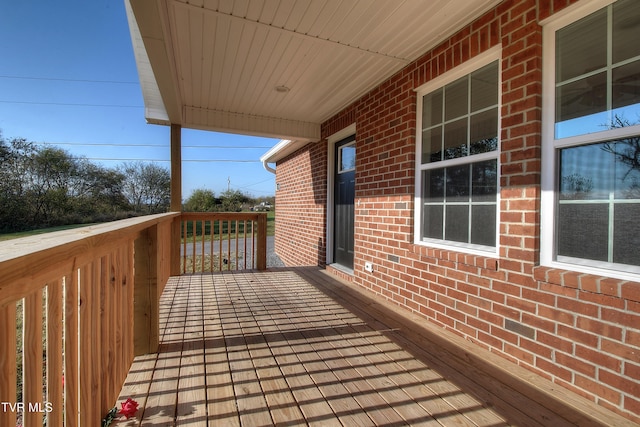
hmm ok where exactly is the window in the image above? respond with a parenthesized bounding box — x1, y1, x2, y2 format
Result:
(542, 0, 640, 278)
(338, 143, 356, 173)
(415, 52, 500, 254)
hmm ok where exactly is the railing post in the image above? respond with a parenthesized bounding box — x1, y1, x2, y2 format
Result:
(79, 262, 102, 426)
(0, 304, 17, 427)
(171, 216, 182, 276)
(47, 278, 64, 426)
(170, 124, 182, 212)
(65, 270, 79, 427)
(257, 213, 267, 270)
(157, 218, 172, 295)
(25, 289, 45, 427)
(134, 225, 160, 355)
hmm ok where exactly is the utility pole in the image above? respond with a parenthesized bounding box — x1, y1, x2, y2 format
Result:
(227, 176, 230, 192)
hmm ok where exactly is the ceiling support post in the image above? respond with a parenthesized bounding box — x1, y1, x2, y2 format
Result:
(170, 124, 182, 212)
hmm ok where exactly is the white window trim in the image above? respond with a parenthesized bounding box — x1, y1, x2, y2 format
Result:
(413, 46, 501, 257)
(541, 0, 640, 281)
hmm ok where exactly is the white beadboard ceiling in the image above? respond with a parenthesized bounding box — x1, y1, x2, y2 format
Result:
(126, 0, 500, 142)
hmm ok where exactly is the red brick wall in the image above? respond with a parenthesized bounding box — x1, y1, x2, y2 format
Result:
(274, 142, 327, 266)
(275, 0, 640, 421)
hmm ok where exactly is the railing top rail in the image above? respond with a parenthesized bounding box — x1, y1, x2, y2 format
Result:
(180, 211, 266, 221)
(0, 211, 268, 306)
(0, 212, 179, 263)
(0, 213, 179, 304)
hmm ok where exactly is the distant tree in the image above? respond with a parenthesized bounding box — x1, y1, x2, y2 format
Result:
(119, 161, 170, 214)
(0, 133, 173, 232)
(72, 163, 130, 217)
(24, 146, 81, 225)
(0, 140, 130, 230)
(184, 188, 219, 212)
(219, 189, 251, 212)
(0, 136, 36, 231)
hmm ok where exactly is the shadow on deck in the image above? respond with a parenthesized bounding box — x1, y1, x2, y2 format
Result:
(116, 267, 598, 426)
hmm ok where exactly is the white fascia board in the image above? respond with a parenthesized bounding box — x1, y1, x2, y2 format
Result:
(125, 0, 170, 125)
(260, 139, 310, 167)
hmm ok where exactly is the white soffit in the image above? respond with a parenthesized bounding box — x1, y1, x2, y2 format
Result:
(127, 0, 501, 141)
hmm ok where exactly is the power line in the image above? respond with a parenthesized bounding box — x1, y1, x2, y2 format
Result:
(0, 74, 139, 85)
(73, 157, 261, 163)
(184, 159, 261, 163)
(240, 178, 274, 188)
(183, 145, 271, 149)
(39, 141, 272, 149)
(0, 100, 143, 108)
(41, 142, 166, 148)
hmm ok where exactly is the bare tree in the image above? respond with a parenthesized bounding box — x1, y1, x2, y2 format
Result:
(601, 115, 640, 179)
(119, 161, 170, 214)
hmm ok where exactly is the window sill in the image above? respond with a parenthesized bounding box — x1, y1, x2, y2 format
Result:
(412, 243, 499, 271)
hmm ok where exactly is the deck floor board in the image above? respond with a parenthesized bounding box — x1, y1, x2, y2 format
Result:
(117, 268, 575, 426)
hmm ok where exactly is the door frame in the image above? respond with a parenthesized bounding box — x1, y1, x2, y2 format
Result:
(326, 123, 356, 267)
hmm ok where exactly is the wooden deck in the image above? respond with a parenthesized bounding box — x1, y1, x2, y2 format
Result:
(116, 267, 581, 426)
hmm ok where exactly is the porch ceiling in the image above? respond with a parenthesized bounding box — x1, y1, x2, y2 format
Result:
(126, 0, 500, 142)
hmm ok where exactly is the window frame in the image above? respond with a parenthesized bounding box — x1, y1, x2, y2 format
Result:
(541, 0, 640, 281)
(414, 47, 501, 257)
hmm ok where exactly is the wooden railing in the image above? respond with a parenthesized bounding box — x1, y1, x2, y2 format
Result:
(0, 214, 162, 426)
(180, 212, 267, 273)
(0, 211, 267, 426)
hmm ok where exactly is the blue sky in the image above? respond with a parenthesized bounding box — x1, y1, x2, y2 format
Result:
(0, 0, 279, 198)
